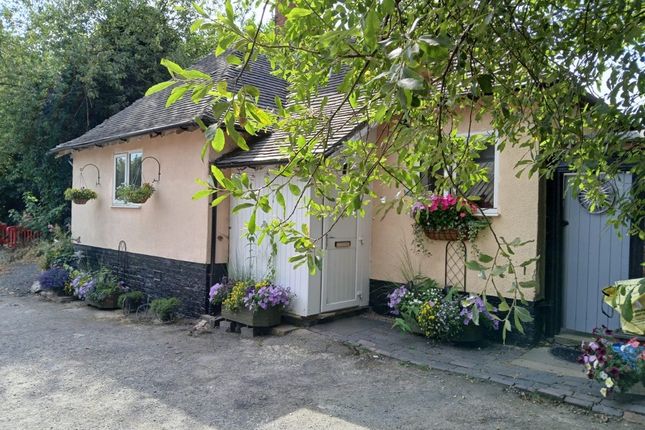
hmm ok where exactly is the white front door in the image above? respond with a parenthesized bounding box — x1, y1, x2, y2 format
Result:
(321, 215, 360, 312)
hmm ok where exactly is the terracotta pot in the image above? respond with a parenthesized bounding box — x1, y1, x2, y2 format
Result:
(72, 198, 89, 205)
(222, 307, 282, 327)
(424, 228, 461, 241)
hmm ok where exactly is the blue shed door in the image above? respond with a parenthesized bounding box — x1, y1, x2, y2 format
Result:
(562, 173, 631, 333)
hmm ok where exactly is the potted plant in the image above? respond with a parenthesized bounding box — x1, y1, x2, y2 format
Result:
(388, 278, 463, 341)
(212, 278, 291, 327)
(116, 183, 155, 204)
(64, 187, 98, 205)
(118, 290, 146, 313)
(579, 328, 645, 397)
(411, 194, 487, 241)
(84, 269, 128, 309)
(150, 297, 181, 322)
(387, 279, 500, 343)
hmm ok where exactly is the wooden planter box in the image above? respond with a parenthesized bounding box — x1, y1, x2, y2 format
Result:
(424, 228, 461, 241)
(86, 294, 119, 310)
(222, 307, 282, 327)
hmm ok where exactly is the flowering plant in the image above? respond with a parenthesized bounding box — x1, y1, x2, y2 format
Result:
(411, 194, 486, 241)
(70, 271, 95, 299)
(243, 280, 291, 310)
(209, 279, 233, 304)
(578, 328, 645, 396)
(387, 278, 463, 341)
(216, 278, 292, 312)
(460, 294, 501, 330)
(38, 267, 70, 291)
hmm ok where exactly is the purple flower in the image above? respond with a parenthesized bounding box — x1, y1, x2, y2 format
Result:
(386, 286, 408, 315)
(460, 294, 499, 330)
(244, 283, 291, 310)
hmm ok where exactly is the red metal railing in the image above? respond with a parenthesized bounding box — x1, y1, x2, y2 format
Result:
(0, 223, 41, 248)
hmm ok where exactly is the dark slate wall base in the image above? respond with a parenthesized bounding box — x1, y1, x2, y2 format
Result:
(368, 278, 542, 347)
(75, 244, 212, 317)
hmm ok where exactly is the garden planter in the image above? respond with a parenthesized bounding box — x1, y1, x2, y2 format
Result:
(453, 324, 484, 344)
(424, 228, 461, 241)
(222, 307, 282, 327)
(86, 294, 119, 309)
(128, 196, 151, 204)
(72, 198, 89, 205)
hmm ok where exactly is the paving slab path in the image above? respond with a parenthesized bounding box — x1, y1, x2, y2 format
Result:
(0, 261, 640, 429)
(309, 314, 645, 424)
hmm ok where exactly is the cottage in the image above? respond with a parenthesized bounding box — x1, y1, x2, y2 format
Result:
(51, 53, 642, 343)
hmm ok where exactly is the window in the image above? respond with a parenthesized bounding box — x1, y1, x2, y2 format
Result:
(113, 151, 142, 204)
(422, 132, 499, 215)
(468, 143, 497, 210)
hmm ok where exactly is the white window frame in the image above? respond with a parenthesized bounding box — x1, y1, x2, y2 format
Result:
(112, 150, 143, 207)
(455, 131, 500, 217)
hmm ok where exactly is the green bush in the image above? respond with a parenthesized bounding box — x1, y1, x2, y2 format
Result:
(38, 226, 75, 269)
(118, 291, 145, 310)
(150, 297, 181, 322)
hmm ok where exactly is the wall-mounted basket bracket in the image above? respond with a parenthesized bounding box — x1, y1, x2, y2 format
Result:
(79, 163, 101, 186)
(141, 156, 161, 183)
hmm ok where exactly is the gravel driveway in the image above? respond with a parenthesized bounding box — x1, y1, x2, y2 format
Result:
(0, 263, 638, 429)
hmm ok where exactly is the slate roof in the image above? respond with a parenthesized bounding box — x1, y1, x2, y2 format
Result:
(51, 54, 288, 154)
(215, 73, 366, 168)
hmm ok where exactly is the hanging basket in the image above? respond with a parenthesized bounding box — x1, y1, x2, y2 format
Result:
(72, 198, 90, 205)
(424, 228, 461, 241)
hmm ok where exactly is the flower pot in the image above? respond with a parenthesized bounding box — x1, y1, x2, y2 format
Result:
(222, 306, 282, 327)
(424, 228, 461, 241)
(86, 294, 119, 310)
(72, 198, 89, 205)
(453, 323, 484, 344)
(128, 196, 150, 204)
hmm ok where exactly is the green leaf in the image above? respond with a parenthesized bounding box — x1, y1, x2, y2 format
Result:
(145, 81, 175, 96)
(288, 183, 301, 196)
(498, 299, 510, 312)
(478, 253, 493, 263)
(166, 86, 188, 107)
(211, 165, 225, 186)
(476, 74, 494, 94)
(622, 292, 633, 322)
(276, 190, 286, 214)
(519, 280, 537, 289)
(211, 194, 228, 206)
(232, 203, 254, 213)
(160, 58, 185, 77)
(192, 189, 214, 200)
(364, 9, 378, 49)
(247, 209, 256, 235)
(286, 8, 313, 19)
(397, 78, 424, 90)
(515, 306, 534, 322)
(212, 128, 225, 152)
(466, 260, 487, 271)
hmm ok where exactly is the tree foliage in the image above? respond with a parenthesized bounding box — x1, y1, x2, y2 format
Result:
(159, 0, 644, 340)
(0, 0, 211, 223)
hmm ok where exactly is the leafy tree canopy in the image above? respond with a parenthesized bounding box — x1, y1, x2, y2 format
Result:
(159, 0, 644, 340)
(0, 0, 211, 223)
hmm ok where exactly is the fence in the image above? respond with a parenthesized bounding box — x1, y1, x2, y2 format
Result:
(0, 223, 42, 248)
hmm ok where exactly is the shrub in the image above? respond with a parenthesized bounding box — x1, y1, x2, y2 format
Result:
(38, 267, 70, 291)
(115, 183, 154, 204)
(150, 297, 181, 322)
(8, 192, 66, 234)
(118, 291, 145, 310)
(64, 188, 98, 202)
(38, 226, 76, 270)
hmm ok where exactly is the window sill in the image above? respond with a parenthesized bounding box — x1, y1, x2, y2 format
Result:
(475, 209, 499, 217)
(111, 203, 141, 209)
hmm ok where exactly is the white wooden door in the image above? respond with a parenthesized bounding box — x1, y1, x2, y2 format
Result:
(562, 173, 631, 333)
(321, 215, 360, 312)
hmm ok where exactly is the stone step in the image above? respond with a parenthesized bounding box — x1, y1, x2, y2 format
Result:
(553, 331, 593, 348)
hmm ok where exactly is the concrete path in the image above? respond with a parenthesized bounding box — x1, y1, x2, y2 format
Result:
(0, 256, 640, 429)
(309, 314, 645, 424)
